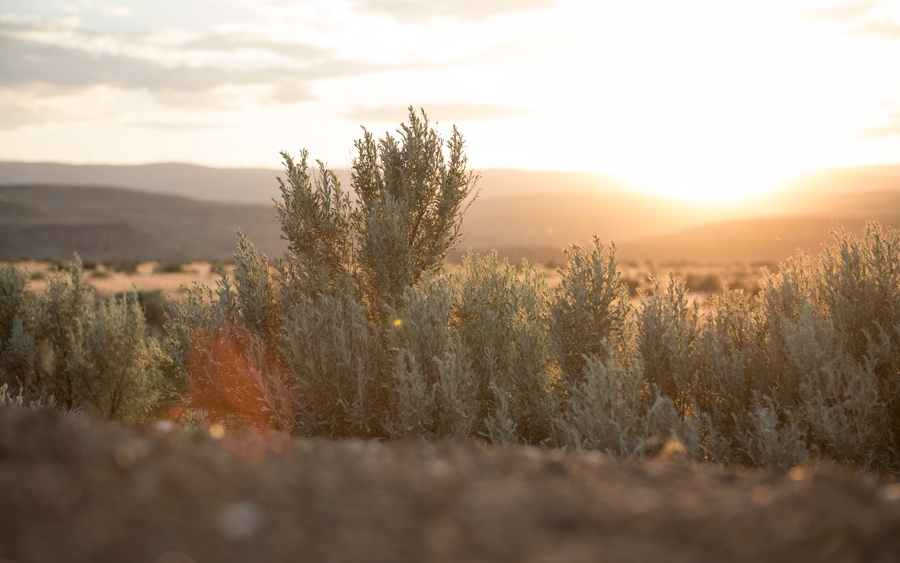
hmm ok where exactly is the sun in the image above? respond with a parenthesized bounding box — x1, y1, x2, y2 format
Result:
(619, 161, 806, 207)
(530, 1, 877, 208)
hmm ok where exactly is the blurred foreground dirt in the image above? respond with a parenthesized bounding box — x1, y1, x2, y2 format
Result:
(1, 405, 899, 563)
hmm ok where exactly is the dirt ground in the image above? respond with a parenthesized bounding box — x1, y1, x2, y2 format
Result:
(6, 261, 233, 296)
(5, 259, 766, 297)
(1, 405, 900, 563)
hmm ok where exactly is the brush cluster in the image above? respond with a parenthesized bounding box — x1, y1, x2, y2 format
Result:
(2, 109, 899, 473)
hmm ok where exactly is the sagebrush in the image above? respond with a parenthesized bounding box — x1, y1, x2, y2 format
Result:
(4, 108, 899, 473)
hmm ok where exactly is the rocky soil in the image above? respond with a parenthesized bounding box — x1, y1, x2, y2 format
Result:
(1, 405, 899, 563)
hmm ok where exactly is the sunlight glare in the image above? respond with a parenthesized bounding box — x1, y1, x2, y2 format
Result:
(619, 164, 807, 207)
(539, 0, 885, 206)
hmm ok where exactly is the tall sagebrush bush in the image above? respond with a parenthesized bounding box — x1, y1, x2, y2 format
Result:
(164, 108, 479, 438)
(276, 108, 478, 437)
(273, 148, 374, 436)
(789, 307, 883, 466)
(353, 109, 478, 318)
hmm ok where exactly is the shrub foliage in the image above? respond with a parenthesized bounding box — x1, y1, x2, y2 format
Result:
(5, 107, 900, 473)
(0, 258, 161, 420)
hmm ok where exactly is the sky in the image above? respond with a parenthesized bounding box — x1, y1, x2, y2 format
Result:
(1, 0, 900, 204)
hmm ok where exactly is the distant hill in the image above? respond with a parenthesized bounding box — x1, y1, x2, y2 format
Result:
(0, 162, 285, 205)
(5, 160, 899, 203)
(0, 185, 284, 261)
(616, 216, 869, 264)
(2, 161, 900, 264)
(459, 191, 740, 251)
(0, 162, 642, 204)
(747, 164, 900, 216)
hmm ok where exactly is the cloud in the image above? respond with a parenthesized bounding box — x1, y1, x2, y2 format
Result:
(180, 33, 327, 61)
(347, 103, 544, 124)
(347, 0, 555, 22)
(0, 24, 382, 107)
(0, 35, 249, 93)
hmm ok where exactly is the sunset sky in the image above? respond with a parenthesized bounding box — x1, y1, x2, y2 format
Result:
(1, 0, 900, 203)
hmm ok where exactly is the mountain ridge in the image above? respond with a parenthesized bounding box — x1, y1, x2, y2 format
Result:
(0, 184, 283, 260)
(2, 161, 900, 263)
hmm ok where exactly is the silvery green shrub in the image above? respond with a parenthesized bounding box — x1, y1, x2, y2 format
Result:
(692, 288, 770, 464)
(688, 221, 900, 470)
(277, 108, 477, 437)
(551, 352, 645, 455)
(154, 102, 900, 470)
(451, 251, 553, 445)
(0, 265, 37, 387)
(386, 273, 477, 440)
(162, 234, 292, 430)
(734, 394, 808, 470)
(814, 223, 900, 460)
(638, 274, 701, 416)
(550, 236, 632, 386)
(0, 258, 161, 421)
(274, 144, 385, 437)
(352, 109, 477, 318)
(164, 108, 478, 438)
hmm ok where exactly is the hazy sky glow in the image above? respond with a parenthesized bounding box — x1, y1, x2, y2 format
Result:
(2, 0, 900, 203)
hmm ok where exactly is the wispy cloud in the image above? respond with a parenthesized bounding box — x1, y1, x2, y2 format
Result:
(0, 6, 546, 135)
(178, 33, 327, 61)
(1, 35, 260, 93)
(347, 0, 556, 22)
(0, 19, 384, 109)
(3, 0, 895, 174)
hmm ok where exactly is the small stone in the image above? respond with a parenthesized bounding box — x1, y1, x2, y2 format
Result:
(152, 420, 177, 434)
(216, 501, 266, 540)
